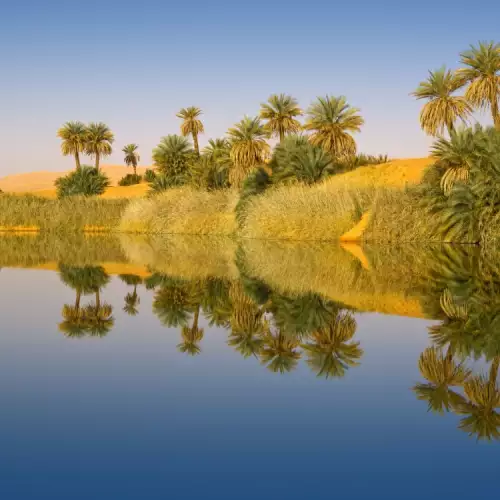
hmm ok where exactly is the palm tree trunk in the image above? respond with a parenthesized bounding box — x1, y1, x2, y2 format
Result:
(192, 305, 200, 330)
(133, 164, 137, 176)
(193, 133, 199, 156)
(279, 128, 285, 143)
(489, 356, 500, 389)
(96, 289, 101, 309)
(95, 153, 100, 172)
(75, 290, 81, 310)
(74, 151, 81, 170)
(445, 344, 454, 363)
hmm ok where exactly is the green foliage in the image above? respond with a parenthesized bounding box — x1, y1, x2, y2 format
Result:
(57, 121, 87, 169)
(144, 169, 157, 182)
(259, 93, 302, 142)
(122, 143, 140, 175)
(188, 154, 230, 191)
(85, 122, 114, 170)
(152, 135, 194, 185)
(149, 173, 179, 193)
(118, 173, 142, 186)
(235, 167, 272, 226)
(55, 166, 110, 198)
(271, 135, 338, 185)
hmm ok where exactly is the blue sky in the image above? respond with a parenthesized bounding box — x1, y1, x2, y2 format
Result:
(1, 0, 499, 174)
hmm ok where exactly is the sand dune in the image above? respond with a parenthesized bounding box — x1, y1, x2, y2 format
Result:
(0, 165, 152, 193)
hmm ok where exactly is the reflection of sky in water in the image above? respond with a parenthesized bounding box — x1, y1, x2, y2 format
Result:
(0, 269, 497, 500)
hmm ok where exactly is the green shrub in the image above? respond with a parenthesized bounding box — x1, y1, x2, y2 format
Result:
(149, 173, 181, 193)
(55, 166, 110, 198)
(152, 135, 194, 186)
(144, 169, 157, 182)
(118, 173, 142, 186)
(188, 155, 230, 191)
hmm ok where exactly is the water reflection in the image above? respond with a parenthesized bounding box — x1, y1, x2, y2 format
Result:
(1, 234, 500, 443)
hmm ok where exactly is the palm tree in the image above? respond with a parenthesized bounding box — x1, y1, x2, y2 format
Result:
(85, 122, 114, 171)
(119, 274, 142, 316)
(84, 299, 114, 337)
(304, 95, 364, 158)
(178, 305, 204, 355)
(122, 144, 140, 176)
(430, 127, 481, 194)
(413, 346, 471, 414)
(176, 107, 204, 155)
(453, 357, 500, 441)
(202, 138, 230, 159)
(412, 67, 472, 136)
(152, 278, 192, 327)
(152, 135, 194, 183)
(227, 116, 270, 187)
(458, 41, 500, 129)
(260, 330, 301, 374)
(259, 93, 302, 142)
(301, 311, 363, 378)
(57, 121, 87, 169)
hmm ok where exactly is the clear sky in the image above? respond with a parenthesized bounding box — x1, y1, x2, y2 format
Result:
(1, 0, 499, 174)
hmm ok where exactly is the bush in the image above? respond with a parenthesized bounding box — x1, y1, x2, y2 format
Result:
(152, 135, 194, 186)
(188, 155, 230, 191)
(55, 166, 110, 198)
(270, 135, 339, 185)
(144, 169, 156, 182)
(149, 173, 182, 193)
(118, 173, 142, 186)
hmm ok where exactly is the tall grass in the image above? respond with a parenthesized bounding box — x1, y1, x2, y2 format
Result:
(0, 194, 128, 232)
(240, 182, 375, 240)
(119, 187, 238, 235)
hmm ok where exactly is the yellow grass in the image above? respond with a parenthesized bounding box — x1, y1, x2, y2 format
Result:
(120, 187, 238, 236)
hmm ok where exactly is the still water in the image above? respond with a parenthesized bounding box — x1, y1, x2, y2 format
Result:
(0, 235, 498, 499)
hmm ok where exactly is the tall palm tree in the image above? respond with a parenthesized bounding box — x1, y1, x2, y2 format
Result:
(176, 107, 204, 155)
(413, 346, 471, 414)
(259, 93, 302, 142)
(178, 305, 204, 355)
(458, 41, 500, 129)
(453, 357, 500, 441)
(304, 95, 364, 158)
(227, 116, 270, 187)
(412, 67, 472, 136)
(57, 121, 87, 169)
(301, 311, 363, 378)
(122, 144, 140, 176)
(85, 122, 114, 171)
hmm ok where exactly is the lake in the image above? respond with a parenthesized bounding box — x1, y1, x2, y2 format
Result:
(0, 234, 498, 499)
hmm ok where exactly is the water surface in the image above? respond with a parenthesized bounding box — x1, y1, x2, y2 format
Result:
(0, 235, 498, 499)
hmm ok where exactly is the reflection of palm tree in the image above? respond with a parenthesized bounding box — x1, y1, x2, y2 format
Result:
(58, 265, 111, 338)
(152, 278, 192, 327)
(178, 305, 204, 356)
(413, 346, 470, 414)
(260, 331, 301, 374)
(84, 289, 114, 337)
(119, 274, 142, 316)
(453, 357, 500, 441)
(302, 311, 362, 378)
(227, 282, 266, 358)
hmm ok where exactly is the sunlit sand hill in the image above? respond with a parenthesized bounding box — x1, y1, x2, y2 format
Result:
(0, 158, 432, 199)
(0, 165, 152, 198)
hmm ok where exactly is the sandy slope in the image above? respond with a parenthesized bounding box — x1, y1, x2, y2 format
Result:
(0, 165, 152, 193)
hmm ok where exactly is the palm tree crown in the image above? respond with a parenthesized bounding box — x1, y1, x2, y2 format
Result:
(176, 106, 204, 155)
(458, 41, 500, 128)
(122, 144, 140, 175)
(57, 121, 87, 169)
(85, 122, 114, 171)
(227, 116, 270, 187)
(412, 67, 472, 136)
(304, 95, 364, 158)
(259, 93, 302, 142)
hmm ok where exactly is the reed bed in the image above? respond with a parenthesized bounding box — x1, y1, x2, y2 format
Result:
(0, 194, 127, 232)
(119, 187, 238, 236)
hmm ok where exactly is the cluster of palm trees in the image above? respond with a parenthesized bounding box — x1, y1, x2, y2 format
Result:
(158, 94, 364, 187)
(414, 289, 500, 441)
(413, 41, 500, 136)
